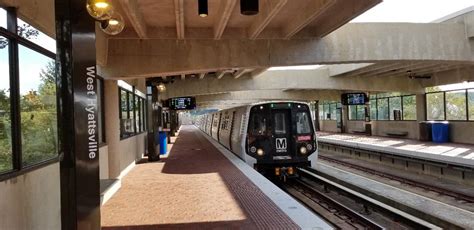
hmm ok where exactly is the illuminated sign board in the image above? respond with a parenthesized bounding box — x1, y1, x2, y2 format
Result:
(168, 97, 196, 110)
(341, 93, 368, 105)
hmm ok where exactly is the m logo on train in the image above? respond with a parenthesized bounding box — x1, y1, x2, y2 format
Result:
(276, 138, 287, 152)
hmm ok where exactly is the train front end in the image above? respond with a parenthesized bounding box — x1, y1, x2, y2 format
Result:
(246, 102, 317, 177)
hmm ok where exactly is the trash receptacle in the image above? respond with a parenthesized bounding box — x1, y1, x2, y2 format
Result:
(432, 121, 449, 143)
(159, 131, 167, 155)
(419, 121, 433, 141)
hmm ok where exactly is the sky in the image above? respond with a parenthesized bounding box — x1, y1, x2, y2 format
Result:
(351, 0, 473, 23)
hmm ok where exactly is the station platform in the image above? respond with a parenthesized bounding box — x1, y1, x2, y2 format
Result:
(101, 125, 331, 229)
(317, 132, 474, 168)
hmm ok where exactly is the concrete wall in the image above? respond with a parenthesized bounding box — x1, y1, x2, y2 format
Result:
(0, 163, 61, 230)
(371, 121, 419, 140)
(449, 122, 474, 144)
(100, 145, 109, 179)
(104, 79, 147, 179)
(320, 120, 338, 132)
(117, 133, 146, 177)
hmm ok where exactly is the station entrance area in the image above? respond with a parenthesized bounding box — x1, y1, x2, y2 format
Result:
(1, 0, 474, 229)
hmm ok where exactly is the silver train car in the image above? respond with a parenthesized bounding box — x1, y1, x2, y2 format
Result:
(195, 101, 318, 177)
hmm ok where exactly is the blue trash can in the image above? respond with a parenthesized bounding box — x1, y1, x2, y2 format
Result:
(431, 122, 449, 143)
(159, 131, 167, 155)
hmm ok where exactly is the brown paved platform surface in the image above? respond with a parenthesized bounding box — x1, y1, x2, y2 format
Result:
(101, 125, 299, 229)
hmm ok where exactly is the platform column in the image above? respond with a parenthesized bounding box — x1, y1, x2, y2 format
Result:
(56, 0, 100, 229)
(416, 93, 426, 139)
(146, 82, 160, 161)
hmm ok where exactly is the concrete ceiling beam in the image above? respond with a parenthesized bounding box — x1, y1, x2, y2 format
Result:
(216, 71, 226, 79)
(248, 0, 287, 39)
(101, 23, 472, 78)
(161, 67, 425, 99)
(174, 0, 185, 39)
(282, 0, 337, 39)
(214, 0, 237, 39)
(233, 69, 250, 79)
(119, 0, 147, 38)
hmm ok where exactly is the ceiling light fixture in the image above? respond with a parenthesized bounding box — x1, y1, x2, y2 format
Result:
(198, 0, 209, 17)
(100, 12, 125, 35)
(157, 83, 166, 92)
(240, 0, 259, 16)
(86, 0, 113, 20)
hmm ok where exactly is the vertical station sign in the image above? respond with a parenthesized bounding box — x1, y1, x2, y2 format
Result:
(56, 0, 100, 229)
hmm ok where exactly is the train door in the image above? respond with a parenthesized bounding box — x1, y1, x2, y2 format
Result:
(272, 109, 293, 156)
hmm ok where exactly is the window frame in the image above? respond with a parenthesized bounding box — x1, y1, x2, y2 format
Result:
(369, 93, 417, 121)
(425, 88, 474, 122)
(0, 7, 58, 181)
(118, 85, 147, 140)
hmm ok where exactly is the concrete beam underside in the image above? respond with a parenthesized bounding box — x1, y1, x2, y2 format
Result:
(100, 23, 473, 79)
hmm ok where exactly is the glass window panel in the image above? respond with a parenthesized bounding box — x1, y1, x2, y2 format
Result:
(356, 105, 365, 120)
(0, 8, 6, 28)
(446, 90, 467, 120)
(402, 96, 417, 120)
(377, 98, 389, 120)
(120, 89, 133, 138)
(0, 37, 12, 172)
(134, 95, 139, 132)
(296, 112, 311, 134)
(17, 18, 56, 53)
(19, 45, 57, 166)
(250, 113, 266, 135)
(142, 99, 146, 131)
(389, 97, 401, 120)
(426, 92, 445, 120)
(370, 99, 377, 120)
(274, 112, 287, 134)
(330, 103, 337, 120)
(323, 104, 329, 120)
(318, 104, 323, 120)
(469, 90, 474, 121)
(348, 105, 357, 120)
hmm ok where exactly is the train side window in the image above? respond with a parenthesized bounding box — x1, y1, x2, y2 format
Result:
(296, 112, 311, 134)
(274, 113, 286, 134)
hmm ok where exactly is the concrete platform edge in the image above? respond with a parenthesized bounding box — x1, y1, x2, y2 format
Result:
(201, 132, 333, 230)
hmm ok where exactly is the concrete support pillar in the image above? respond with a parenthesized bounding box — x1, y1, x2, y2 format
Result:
(104, 80, 121, 179)
(415, 93, 427, 140)
(416, 93, 426, 122)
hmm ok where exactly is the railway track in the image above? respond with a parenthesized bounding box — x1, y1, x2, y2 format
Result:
(277, 168, 440, 229)
(318, 155, 474, 204)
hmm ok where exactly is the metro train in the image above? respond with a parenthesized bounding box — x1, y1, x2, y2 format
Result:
(195, 101, 318, 177)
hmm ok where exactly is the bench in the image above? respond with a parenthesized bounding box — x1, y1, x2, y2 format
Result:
(385, 131, 408, 137)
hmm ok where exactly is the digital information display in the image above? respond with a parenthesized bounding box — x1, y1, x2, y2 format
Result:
(169, 97, 196, 110)
(341, 93, 367, 105)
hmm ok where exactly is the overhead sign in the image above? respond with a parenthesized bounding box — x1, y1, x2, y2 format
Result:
(168, 97, 196, 110)
(341, 93, 368, 105)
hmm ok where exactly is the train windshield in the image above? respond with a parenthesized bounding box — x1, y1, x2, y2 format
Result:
(274, 112, 287, 134)
(296, 112, 311, 134)
(250, 113, 267, 135)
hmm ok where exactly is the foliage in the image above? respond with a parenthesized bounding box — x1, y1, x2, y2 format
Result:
(0, 60, 57, 171)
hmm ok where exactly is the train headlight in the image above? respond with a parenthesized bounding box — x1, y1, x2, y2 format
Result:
(300, 146, 308, 155)
(257, 148, 264, 156)
(306, 144, 313, 151)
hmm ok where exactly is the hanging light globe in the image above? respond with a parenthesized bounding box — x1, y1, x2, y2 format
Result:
(86, 0, 114, 20)
(157, 83, 166, 93)
(100, 13, 125, 35)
